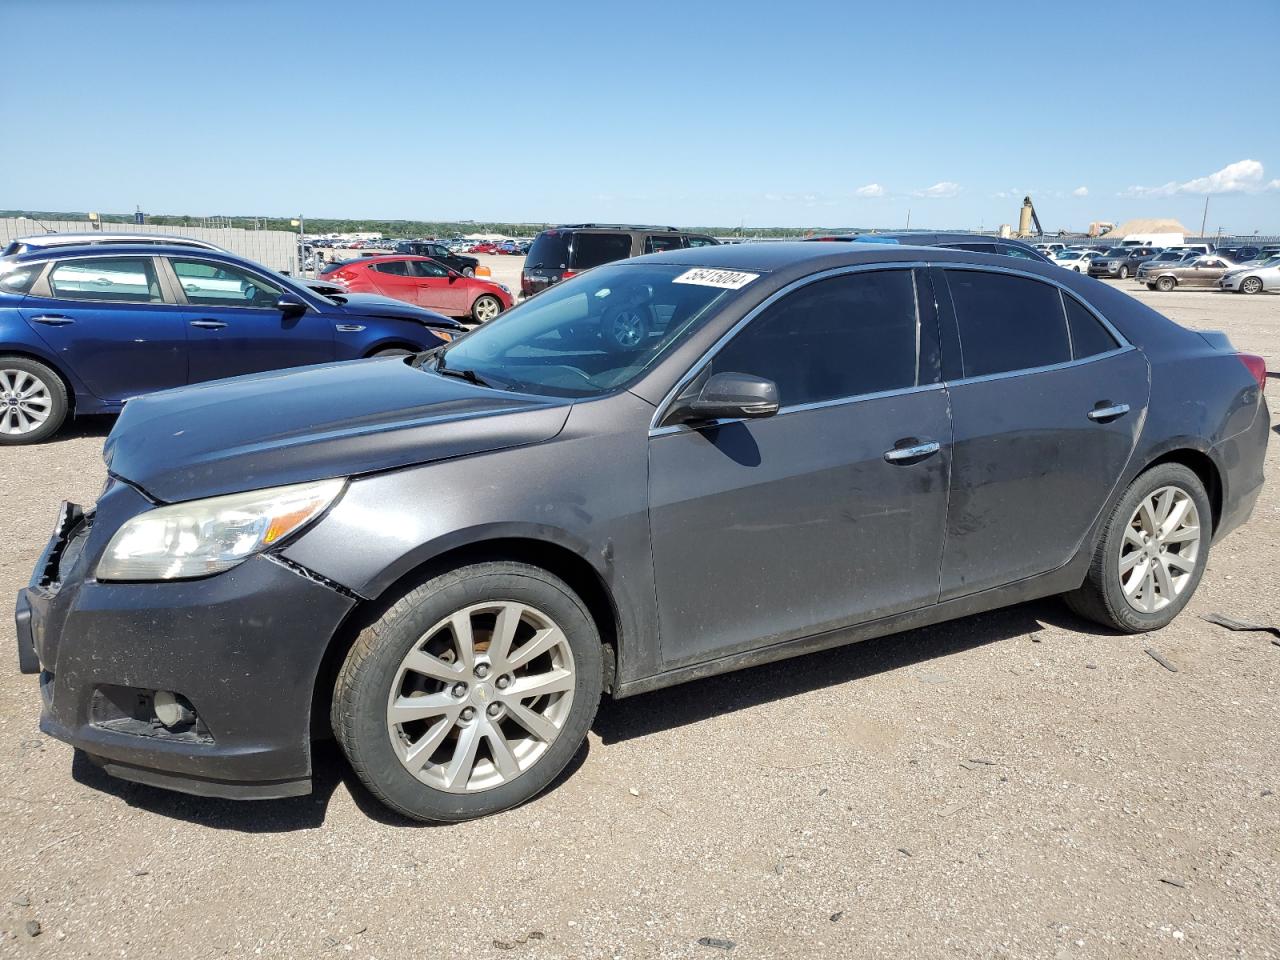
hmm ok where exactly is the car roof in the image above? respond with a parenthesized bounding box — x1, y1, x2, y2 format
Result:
(4, 242, 248, 265)
(628, 239, 1049, 274)
(9, 232, 225, 250)
(544, 223, 683, 233)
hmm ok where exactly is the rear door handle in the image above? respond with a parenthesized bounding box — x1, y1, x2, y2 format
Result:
(29, 315, 75, 326)
(190, 319, 227, 330)
(1087, 402, 1130, 422)
(884, 439, 941, 463)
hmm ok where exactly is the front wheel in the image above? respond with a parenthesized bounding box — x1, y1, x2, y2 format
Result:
(1155, 276, 1176, 292)
(1118, 266, 1130, 279)
(1240, 276, 1263, 295)
(332, 561, 604, 822)
(472, 294, 503, 323)
(0, 357, 68, 445)
(1064, 463, 1211, 633)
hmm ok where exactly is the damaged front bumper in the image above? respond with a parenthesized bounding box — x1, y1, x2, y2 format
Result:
(15, 480, 357, 800)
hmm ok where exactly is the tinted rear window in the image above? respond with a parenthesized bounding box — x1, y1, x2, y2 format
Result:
(571, 232, 632, 269)
(946, 270, 1070, 377)
(0, 262, 40, 294)
(526, 231, 571, 270)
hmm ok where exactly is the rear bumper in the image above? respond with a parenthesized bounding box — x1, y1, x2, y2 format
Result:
(17, 492, 357, 799)
(1214, 397, 1269, 542)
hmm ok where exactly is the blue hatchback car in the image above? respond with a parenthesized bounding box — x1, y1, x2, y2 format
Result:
(0, 244, 464, 443)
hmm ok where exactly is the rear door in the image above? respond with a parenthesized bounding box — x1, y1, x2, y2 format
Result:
(18, 255, 187, 401)
(166, 256, 335, 382)
(935, 267, 1147, 599)
(649, 267, 952, 667)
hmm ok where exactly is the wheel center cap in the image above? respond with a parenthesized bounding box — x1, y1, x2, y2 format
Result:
(471, 682, 494, 705)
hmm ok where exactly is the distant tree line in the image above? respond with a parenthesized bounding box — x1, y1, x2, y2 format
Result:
(2, 209, 856, 240)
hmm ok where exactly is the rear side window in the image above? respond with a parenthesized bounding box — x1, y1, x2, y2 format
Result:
(571, 232, 632, 269)
(948, 242, 999, 255)
(526, 230, 571, 269)
(710, 269, 925, 407)
(1064, 296, 1119, 359)
(644, 235, 686, 254)
(997, 243, 1040, 261)
(48, 257, 162, 303)
(686, 235, 719, 248)
(946, 270, 1070, 377)
(0, 263, 40, 295)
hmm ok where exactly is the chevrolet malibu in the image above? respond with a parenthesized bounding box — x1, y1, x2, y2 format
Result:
(16, 243, 1269, 822)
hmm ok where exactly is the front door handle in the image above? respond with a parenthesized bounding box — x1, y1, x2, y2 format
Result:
(29, 315, 75, 326)
(190, 319, 228, 330)
(1087, 402, 1130, 422)
(884, 439, 941, 464)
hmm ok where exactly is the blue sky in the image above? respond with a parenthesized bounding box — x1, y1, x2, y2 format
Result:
(5, 0, 1279, 233)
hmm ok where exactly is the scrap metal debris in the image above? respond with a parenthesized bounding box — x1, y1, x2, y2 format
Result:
(1159, 877, 1186, 888)
(1202, 612, 1280, 646)
(492, 931, 545, 950)
(1144, 649, 1179, 673)
(830, 911, 844, 923)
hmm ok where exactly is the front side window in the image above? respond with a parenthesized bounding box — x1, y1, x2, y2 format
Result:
(570, 232, 632, 270)
(372, 260, 410, 276)
(998, 243, 1040, 261)
(409, 260, 449, 278)
(949, 242, 999, 254)
(710, 269, 925, 407)
(48, 257, 162, 303)
(170, 259, 282, 308)
(644, 235, 686, 254)
(946, 270, 1070, 377)
(686, 235, 719, 248)
(437, 263, 739, 398)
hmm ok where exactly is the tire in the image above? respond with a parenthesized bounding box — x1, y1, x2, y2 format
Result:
(1240, 276, 1263, 295)
(0, 356, 68, 445)
(332, 561, 604, 822)
(371, 347, 414, 358)
(462, 267, 475, 278)
(1064, 463, 1211, 633)
(1118, 266, 1130, 279)
(1155, 276, 1176, 292)
(471, 294, 503, 323)
(602, 305, 651, 351)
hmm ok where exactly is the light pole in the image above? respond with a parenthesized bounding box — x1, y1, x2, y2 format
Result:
(291, 216, 305, 275)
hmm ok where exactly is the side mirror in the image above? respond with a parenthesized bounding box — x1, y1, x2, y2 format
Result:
(276, 295, 308, 317)
(674, 372, 779, 424)
(447, 270, 461, 282)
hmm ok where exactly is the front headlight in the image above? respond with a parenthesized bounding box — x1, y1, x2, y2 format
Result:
(96, 478, 345, 581)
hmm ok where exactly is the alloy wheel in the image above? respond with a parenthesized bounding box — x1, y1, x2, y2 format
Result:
(474, 296, 501, 322)
(1118, 485, 1201, 614)
(0, 368, 53, 437)
(609, 310, 645, 348)
(1241, 277, 1262, 295)
(385, 601, 576, 793)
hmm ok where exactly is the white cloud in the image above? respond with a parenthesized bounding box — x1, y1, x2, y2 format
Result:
(915, 181, 960, 199)
(854, 183, 885, 198)
(1121, 159, 1267, 198)
(1269, 179, 1280, 191)
(1072, 186, 1089, 197)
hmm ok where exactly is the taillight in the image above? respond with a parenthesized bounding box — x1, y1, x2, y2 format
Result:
(560, 269, 577, 281)
(1238, 353, 1267, 392)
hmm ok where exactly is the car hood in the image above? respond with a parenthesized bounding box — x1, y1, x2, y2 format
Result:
(335, 293, 464, 329)
(104, 359, 571, 502)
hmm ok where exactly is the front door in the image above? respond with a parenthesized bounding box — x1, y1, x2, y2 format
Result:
(166, 256, 335, 382)
(408, 259, 468, 315)
(936, 267, 1149, 599)
(19, 254, 187, 401)
(649, 267, 952, 667)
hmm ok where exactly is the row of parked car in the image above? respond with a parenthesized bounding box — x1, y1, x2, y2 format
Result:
(309, 237, 534, 256)
(1039, 242, 1280, 294)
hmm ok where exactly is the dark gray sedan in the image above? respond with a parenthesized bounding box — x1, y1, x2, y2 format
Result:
(17, 243, 1269, 822)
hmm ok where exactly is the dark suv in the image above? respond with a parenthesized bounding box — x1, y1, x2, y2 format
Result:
(521, 224, 718, 296)
(394, 240, 479, 277)
(1088, 247, 1162, 279)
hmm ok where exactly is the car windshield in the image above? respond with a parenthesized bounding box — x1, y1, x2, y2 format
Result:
(1053, 250, 1079, 260)
(431, 263, 742, 398)
(1104, 248, 1130, 256)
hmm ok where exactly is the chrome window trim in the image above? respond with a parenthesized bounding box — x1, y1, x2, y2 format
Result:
(648, 259, 1135, 437)
(37, 253, 168, 307)
(648, 260, 930, 434)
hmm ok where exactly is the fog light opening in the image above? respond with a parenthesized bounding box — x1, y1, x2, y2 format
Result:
(153, 690, 197, 730)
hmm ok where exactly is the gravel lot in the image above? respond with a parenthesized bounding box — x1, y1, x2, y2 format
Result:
(1, 269, 1277, 958)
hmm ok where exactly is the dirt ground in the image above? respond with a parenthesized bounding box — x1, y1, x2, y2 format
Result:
(1, 269, 1277, 959)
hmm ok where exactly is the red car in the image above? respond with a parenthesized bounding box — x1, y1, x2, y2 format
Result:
(322, 255, 512, 322)
(469, 241, 498, 254)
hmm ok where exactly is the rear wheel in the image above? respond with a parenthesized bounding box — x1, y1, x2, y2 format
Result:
(0, 357, 67, 445)
(1240, 276, 1263, 295)
(1064, 463, 1210, 633)
(1156, 276, 1176, 292)
(472, 295, 503, 323)
(332, 562, 603, 822)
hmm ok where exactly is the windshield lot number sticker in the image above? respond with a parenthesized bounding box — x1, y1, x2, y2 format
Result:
(673, 268, 760, 290)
